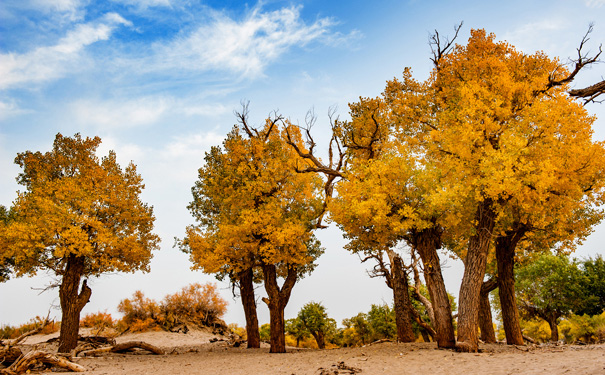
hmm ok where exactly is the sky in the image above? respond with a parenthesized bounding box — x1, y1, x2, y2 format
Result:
(2, 0, 605, 329)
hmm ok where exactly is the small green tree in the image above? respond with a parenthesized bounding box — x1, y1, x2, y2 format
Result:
(259, 323, 271, 342)
(515, 254, 587, 341)
(342, 313, 372, 346)
(367, 304, 396, 341)
(297, 302, 332, 349)
(577, 255, 605, 316)
(0, 205, 16, 282)
(285, 317, 310, 347)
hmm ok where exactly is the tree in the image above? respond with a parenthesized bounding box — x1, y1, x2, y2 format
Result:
(577, 255, 605, 316)
(328, 119, 455, 348)
(297, 301, 332, 349)
(0, 205, 16, 282)
(1, 133, 160, 352)
(181, 112, 325, 353)
(285, 317, 310, 347)
(515, 254, 587, 341)
(382, 28, 605, 351)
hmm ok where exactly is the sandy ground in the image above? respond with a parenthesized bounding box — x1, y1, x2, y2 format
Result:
(15, 330, 605, 375)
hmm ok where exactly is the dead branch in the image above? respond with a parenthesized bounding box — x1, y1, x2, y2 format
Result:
(430, 21, 464, 67)
(78, 341, 164, 357)
(0, 347, 22, 366)
(284, 109, 345, 229)
(535, 23, 604, 102)
(522, 335, 536, 344)
(569, 79, 605, 104)
(0, 350, 85, 374)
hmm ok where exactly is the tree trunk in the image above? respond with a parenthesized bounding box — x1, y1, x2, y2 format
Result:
(411, 226, 456, 349)
(311, 331, 326, 349)
(479, 278, 497, 344)
(547, 315, 559, 342)
(238, 268, 260, 349)
(456, 199, 496, 352)
(58, 255, 91, 353)
(262, 263, 297, 353)
(495, 228, 526, 345)
(387, 250, 416, 343)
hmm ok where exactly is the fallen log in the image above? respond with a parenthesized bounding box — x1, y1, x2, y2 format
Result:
(0, 347, 23, 366)
(79, 341, 164, 357)
(0, 350, 85, 374)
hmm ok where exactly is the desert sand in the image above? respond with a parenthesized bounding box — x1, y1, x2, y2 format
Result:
(18, 330, 605, 375)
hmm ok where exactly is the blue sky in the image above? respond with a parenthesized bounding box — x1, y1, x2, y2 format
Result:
(2, 0, 605, 327)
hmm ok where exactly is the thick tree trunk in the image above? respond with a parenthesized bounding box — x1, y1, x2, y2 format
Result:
(411, 226, 456, 349)
(262, 263, 297, 353)
(457, 199, 496, 352)
(311, 331, 326, 349)
(238, 268, 260, 349)
(58, 255, 91, 353)
(495, 229, 525, 345)
(387, 251, 416, 343)
(547, 315, 559, 342)
(479, 278, 497, 344)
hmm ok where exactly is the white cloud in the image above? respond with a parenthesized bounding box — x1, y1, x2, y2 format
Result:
(70, 96, 169, 129)
(0, 13, 131, 90)
(111, 0, 173, 9)
(153, 5, 335, 78)
(0, 99, 27, 121)
(68, 95, 229, 129)
(161, 132, 224, 159)
(96, 136, 145, 167)
(585, 0, 605, 7)
(501, 19, 570, 55)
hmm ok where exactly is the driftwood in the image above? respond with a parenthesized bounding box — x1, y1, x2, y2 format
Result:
(78, 341, 164, 357)
(0, 347, 22, 366)
(1, 317, 52, 367)
(0, 350, 85, 374)
(522, 335, 536, 344)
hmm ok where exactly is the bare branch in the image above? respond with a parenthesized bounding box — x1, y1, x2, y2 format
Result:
(538, 24, 603, 97)
(429, 21, 464, 68)
(234, 101, 257, 138)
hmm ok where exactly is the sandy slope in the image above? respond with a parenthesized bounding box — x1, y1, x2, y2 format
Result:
(16, 330, 605, 375)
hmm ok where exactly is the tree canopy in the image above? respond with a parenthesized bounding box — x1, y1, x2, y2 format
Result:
(0, 133, 160, 352)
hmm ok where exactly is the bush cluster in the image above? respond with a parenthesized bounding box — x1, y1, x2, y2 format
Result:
(0, 316, 59, 340)
(117, 283, 228, 332)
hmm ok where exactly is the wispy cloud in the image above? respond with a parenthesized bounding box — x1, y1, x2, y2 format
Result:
(151, 5, 337, 78)
(70, 96, 169, 129)
(68, 95, 230, 129)
(111, 0, 173, 9)
(161, 132, 225, 159)
(585, 0, 605, 8)
(501, 18, 570, 55)
(0, 13, 131, 90)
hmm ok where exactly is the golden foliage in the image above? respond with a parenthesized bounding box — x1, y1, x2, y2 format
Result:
(1, 133, 160, 278)
(117, 283, 228, 332)
(182, 121, 324, 276)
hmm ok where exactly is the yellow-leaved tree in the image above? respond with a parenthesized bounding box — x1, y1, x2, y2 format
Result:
(1, 134, 160, 352)
(386, 29, 605, 351)
(181, 112, 324, 353)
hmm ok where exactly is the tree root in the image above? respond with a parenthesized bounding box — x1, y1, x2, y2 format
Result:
(0, 350, 85, 374)
(78, 341, 164, 356)
(455, 341, 477, 353)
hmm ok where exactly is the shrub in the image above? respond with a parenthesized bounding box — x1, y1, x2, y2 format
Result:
(81, 311, 115, 331)
(0, 316, 59, 339)
(117, 283, 228, 332)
